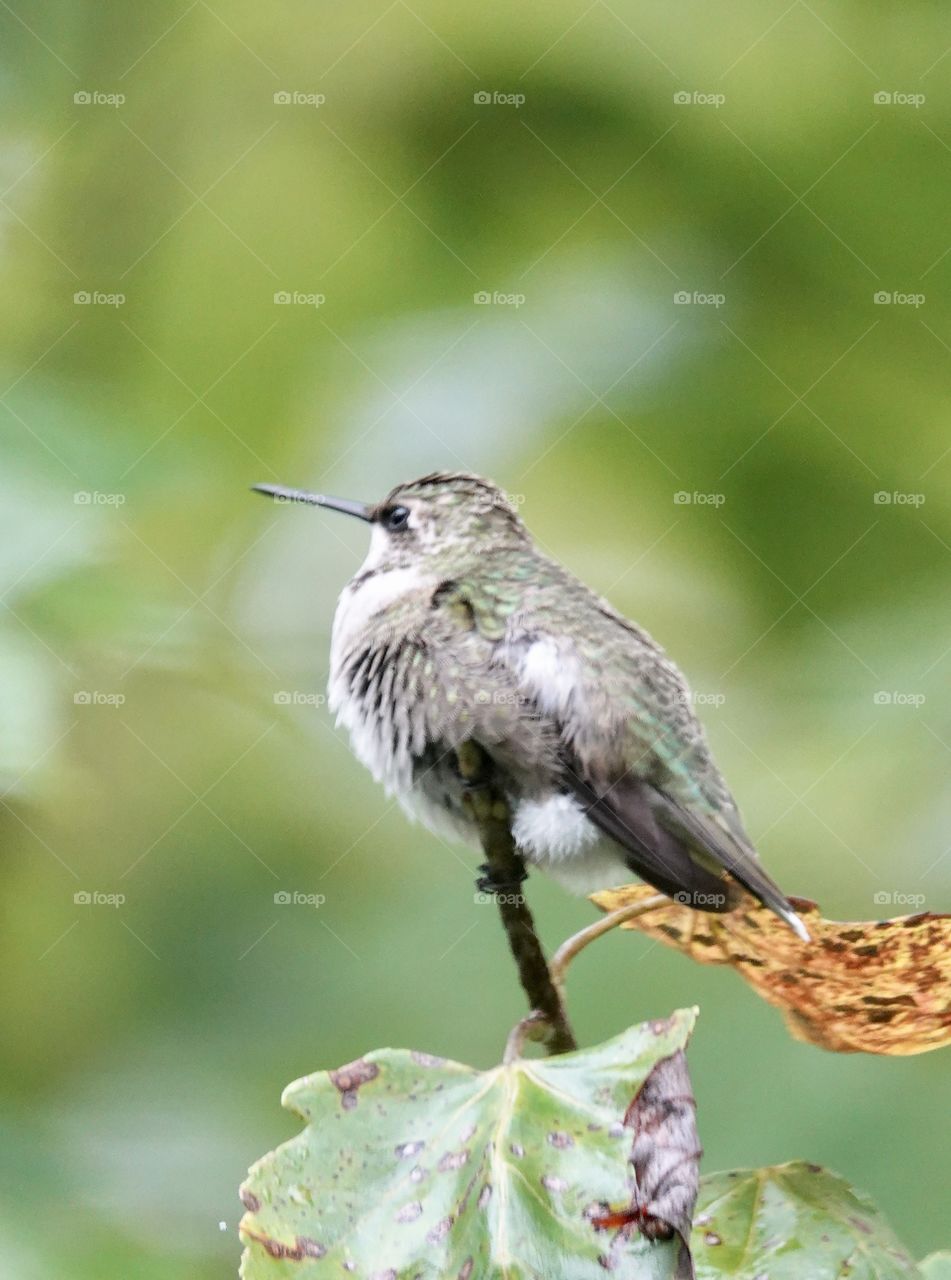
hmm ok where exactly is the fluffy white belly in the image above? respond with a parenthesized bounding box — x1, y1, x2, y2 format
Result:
(401, 785, 630, 895)
(514, 792, 631, 894)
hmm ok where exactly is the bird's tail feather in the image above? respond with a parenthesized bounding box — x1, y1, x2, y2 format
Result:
(563, 771, 810, 941)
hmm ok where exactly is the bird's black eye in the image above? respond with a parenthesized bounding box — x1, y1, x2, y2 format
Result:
(383, 505, 411, 531)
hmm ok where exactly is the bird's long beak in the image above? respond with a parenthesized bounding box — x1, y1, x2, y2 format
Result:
(251, 484, 372, 522)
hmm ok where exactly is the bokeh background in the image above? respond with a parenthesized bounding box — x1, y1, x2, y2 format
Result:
(2, 2, 950, 1275)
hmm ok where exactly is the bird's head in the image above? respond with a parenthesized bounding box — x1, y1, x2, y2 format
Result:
(252, 471, 530, 574)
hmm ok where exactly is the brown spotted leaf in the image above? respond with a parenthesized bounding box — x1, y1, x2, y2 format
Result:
(239, 1010, 697, 1279)
(590, 886, 951, 1054)
(238, 1027, 940, 1278)
(594, 1049, 700, 1279)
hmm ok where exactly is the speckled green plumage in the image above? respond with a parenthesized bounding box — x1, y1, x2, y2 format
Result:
(325, 472, 803, 934)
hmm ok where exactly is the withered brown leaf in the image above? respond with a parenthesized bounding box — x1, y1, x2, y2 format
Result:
(593, 1049, 700, 1279)
(590, 887, 951, 1055)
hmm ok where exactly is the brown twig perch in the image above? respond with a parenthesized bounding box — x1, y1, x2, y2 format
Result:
(456, 740, 577, 1055)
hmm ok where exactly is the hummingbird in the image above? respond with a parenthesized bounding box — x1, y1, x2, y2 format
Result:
(253, 473, 808, 941)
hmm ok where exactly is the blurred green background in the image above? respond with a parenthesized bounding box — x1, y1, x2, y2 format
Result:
(2, 1, 950, 1275)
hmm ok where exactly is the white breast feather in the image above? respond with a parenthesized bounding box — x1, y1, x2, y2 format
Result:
(512, 636, 584, 719)
(328, 562, 433, 793)
(330, 565, 429, 655)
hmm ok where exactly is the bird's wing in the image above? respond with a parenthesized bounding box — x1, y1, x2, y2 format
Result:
(478, 565, 807, 936)
(561, 767, 806, 937)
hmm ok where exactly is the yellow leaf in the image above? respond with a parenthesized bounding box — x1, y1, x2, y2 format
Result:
(590, 886, 951, 1056)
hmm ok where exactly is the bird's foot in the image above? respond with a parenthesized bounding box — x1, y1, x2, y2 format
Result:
(459, 774, 492, 795)
(476, 862, 528, 896)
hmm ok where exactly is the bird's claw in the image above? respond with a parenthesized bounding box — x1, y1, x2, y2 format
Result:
(476, 862, 528, 896)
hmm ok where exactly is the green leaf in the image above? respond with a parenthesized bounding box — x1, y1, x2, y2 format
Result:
(239, 1008, 697, 1279)
(240, 1019, 942, 1280)
(692, 1162, 921, 1279)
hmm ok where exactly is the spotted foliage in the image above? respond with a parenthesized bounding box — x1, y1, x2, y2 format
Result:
(239, 1012, 697, 1278)
(591, 886, 951, 1054)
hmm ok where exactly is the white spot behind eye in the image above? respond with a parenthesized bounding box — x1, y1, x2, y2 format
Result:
(361, 523, 391, 568)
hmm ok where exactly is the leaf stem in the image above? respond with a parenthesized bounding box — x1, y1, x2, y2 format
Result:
(549, 895, 668, 1003)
